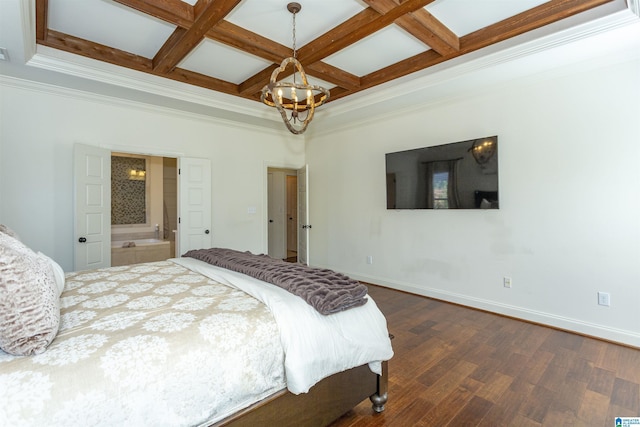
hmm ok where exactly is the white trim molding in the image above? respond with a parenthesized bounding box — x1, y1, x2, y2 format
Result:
(346, 272, 640, 349)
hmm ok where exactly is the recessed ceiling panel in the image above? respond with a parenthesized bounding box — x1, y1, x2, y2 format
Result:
(225, 0, 368, 49)
(179, 39, 273, 84)
(427, 0, 551, 36)
(48, 0, 176, 58)
(324, 25, 429, 77)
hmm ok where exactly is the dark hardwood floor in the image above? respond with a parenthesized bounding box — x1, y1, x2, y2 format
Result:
(331, 284, 640, 427)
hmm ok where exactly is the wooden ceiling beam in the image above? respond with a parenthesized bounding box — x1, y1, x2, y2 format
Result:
(40, 29, 247, 98)
(297, 0, 437, 65)
(40, 29, 153, 72)
(152, 0, 242, 74)
(238, 65, 279, 96)
(362, 0, 459, 55)
(113, 0, 193, 26)
(168, 67, 243, 97)
(209, 21, 290, 64)
(305, 63, 360, 91)
(462, 0, 613, 47)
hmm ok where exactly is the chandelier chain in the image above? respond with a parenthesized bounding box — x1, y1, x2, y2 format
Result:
(292, 9, 297, 59)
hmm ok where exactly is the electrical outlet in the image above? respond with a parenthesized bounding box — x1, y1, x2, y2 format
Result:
(503, 277, 512, 288)
(366, 255, 373, 265)
(597, 292, 610, 307)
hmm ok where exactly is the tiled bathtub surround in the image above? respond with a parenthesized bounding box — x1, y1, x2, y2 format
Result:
(111, 156, 146, 225)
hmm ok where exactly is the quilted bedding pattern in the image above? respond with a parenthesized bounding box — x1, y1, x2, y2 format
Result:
(0, 260, 286, 427)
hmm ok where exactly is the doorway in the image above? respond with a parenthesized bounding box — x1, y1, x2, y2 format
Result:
(75, 144, 212, 271)
(110, 153, 178, 266)
(267, 168, 298, 262)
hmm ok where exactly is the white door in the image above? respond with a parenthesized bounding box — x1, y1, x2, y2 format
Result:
(267, 170, 286, 259)
(74, 143, 111, 271)
(178, 157, 212, 255)
(297, 165, 309, 265)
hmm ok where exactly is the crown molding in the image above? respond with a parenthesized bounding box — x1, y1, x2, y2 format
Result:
(0, 73, 287, 136)
(27, 46, 274, 123)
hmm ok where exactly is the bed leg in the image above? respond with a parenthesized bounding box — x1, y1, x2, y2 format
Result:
(370, 360, 388, 413)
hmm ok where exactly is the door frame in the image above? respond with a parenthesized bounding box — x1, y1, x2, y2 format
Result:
(263, 162, 306, 260)
(76, 144, 186, 267)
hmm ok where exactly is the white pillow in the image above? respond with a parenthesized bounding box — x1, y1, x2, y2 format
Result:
(38, 252, 66, 297)
(0, 224, 20, 241)
(0, 233, 60, 356)
(480, 198, 492, 209)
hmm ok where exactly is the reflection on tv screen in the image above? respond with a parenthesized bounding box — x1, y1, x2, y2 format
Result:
(385, 136, 499, 209)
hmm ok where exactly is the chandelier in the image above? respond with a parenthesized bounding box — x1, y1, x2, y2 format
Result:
(469, 137, 497, 165)
(260, 2, 330, 135)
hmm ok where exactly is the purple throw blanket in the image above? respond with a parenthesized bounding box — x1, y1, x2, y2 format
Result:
(183, 248, 368, 315)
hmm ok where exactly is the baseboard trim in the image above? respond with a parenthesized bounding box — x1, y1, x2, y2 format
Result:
(347, 272, 640, 349)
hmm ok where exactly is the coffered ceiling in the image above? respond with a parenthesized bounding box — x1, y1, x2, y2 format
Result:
(34, 0, 619, 105)
(0, 0, 636, 132)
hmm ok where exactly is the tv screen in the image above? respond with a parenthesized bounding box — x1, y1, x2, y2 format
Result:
(386, 136, 499, 209)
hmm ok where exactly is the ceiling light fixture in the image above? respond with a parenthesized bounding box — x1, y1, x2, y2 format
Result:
(469, 137, 497, 165)
(260, 2, 330, 135)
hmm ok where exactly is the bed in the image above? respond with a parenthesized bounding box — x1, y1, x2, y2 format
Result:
(0, 229, 393, 427)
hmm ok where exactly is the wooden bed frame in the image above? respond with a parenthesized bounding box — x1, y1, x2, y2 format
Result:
(214, 361, 388, 427)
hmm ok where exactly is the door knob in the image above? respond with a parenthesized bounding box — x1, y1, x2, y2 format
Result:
(78, 237, 87, 243)
(269, 219, 274, 223)
(205, 229, 210, 234)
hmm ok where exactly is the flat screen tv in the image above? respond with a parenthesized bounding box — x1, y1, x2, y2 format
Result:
(386, 136, 499, 209)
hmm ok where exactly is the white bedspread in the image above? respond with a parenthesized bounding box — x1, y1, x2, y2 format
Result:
(173, 257, 394, 394)
(0, 261, 286, 427)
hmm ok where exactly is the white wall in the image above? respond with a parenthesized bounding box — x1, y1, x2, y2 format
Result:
(0, 80, 305, 272)
(306, 57, 640, 347)
(1, 51, 638, 348)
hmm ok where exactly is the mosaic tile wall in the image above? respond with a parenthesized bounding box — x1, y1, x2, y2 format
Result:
(112, 156, 146, 225)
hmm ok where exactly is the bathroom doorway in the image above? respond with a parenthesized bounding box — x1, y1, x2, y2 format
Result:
(110, 153, 178, 266)
(75, 144, 211, 271)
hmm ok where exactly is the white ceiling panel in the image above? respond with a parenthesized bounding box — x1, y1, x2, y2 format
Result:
(179, 39, 273, 84)
(324, 25, 429, 77)
(427, 0, 552, 36)
(48, 0, 176, 58)
(225, 0, 368, 49)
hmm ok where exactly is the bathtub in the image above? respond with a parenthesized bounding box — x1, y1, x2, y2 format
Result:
(111, 238, 171, 266)
(112, 238, 166, 248)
